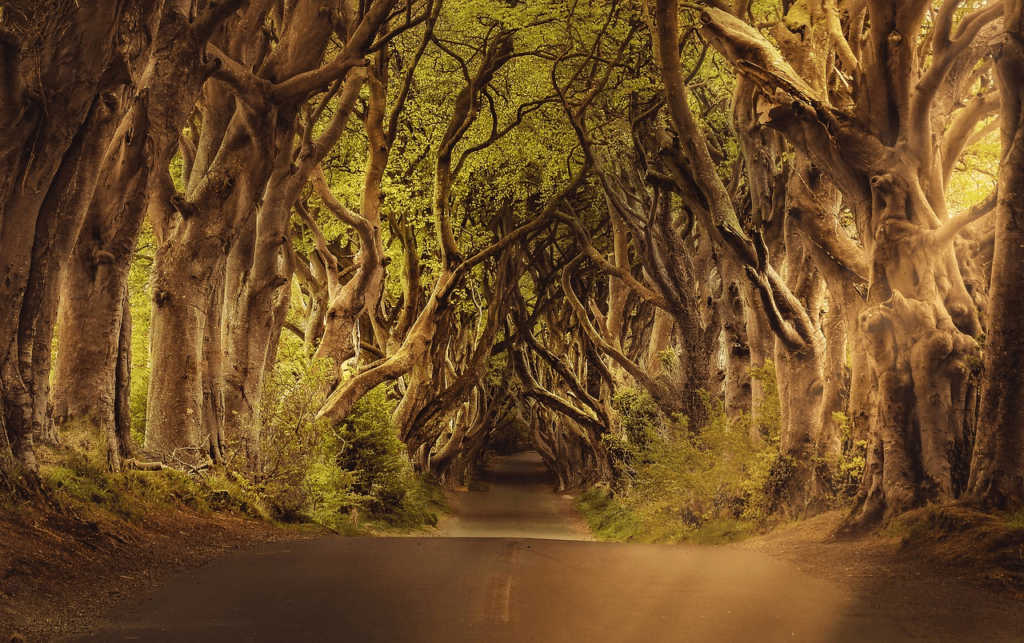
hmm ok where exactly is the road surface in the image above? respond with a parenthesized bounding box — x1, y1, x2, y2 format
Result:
(439, 451, 590, 540)
(74, 452, 914, 642)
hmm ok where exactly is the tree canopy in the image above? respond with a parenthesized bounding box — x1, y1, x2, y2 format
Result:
(2, 0, 1023, 533)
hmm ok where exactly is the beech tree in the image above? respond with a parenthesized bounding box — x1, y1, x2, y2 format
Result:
(144, 0, 403, 462)
(0, 0, 163, 479)
(2, 0, 1022, 537)
(685, 0, 1003, 526)
(970, 0, 1024, 510)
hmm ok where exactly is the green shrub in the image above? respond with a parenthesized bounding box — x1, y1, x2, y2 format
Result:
(628, 394, 757, 529)
(811, 412, 867, 508)
(255, 358, 440, 530)
(740, 360, 787, 523)
(576, 485, 650, 542)
(604, 388, 663, 484)
(301, 457, 360, 532)
(333, 384, 413, 518)
(253, 356, 336, 521)
(579, 362, 786, 543)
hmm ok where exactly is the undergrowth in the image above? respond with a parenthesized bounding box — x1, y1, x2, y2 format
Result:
(25, 361, 445, 536)
(255, 358, 445, 533)
(578, 361, 866, 545)
(36, 430, 272, 524)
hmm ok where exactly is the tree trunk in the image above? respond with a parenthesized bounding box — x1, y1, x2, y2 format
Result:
(114, 290, 135, 461)
(51, 1, 244, 468)
(969, 2, 1024, 510)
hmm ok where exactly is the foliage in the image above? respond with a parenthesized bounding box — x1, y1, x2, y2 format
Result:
(38, 422, 268, 522)
(628, 394, 758, 529)
(333, 384, 421, 521)
(488, 418, 532, 456)
(255, 361, 441, 531)
(811, 412, 868, 508)
(252, 356, 336, 521)
(127, 222, 155, 443)
(580, 362, 785, 543)
(603, 388, 663, 484)
(739, 361, 789, 523)
(575, 484, 651, 542)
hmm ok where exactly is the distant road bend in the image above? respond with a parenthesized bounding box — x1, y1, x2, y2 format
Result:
(76, 452, 914, 642)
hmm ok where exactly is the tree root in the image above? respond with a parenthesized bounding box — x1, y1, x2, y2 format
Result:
(122, 458, 166, 471)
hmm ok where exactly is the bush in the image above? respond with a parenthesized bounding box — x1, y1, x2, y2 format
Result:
(580, 362, 785, 543)
(739, 360, 788, 523)
(628, 394, 759, 529)
(811, 412, 867, 508)
(254, 356, 336, 521)
(332, 384, 416, 519)
(604, 388, 663, 484)
(255, 359, 440, 530)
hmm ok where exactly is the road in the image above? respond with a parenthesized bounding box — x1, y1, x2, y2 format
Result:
(439, 451, 590, 540)
(74, 452, 914, 642)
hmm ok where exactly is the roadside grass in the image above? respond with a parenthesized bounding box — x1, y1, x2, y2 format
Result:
(360, 475, 448, 535)
(36, 436, 274, 524)
(26, 421, 446, 537)
(575, 486, 758, 545)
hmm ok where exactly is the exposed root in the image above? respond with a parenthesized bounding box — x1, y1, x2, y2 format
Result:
(122, 458, 166, 471)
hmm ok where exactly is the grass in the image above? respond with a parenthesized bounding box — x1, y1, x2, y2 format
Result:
(29, 423, 446, 537)
(36, 441, 272, 524)
(575, 486, 758, 545)
(361, 474, 448, 534)
(576, 487, 649, 541)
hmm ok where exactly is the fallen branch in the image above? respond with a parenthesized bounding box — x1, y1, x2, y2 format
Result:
(123, 458, 166, 472)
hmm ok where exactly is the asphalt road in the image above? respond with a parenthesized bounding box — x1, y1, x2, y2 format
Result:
(74, 452, 914, 642)
(440, 451, 590, 540)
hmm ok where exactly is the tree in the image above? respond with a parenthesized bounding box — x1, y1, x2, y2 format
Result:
(970, 0, 1024, 511)
(0, 0, 163, 480)
(695, 0, 1001, 526)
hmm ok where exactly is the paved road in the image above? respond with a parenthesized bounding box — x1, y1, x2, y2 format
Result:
(440, 451, 590, 540)
(75, 452, 913, 642)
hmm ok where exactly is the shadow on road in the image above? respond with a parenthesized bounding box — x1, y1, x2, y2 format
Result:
(474, 451, 557, 488)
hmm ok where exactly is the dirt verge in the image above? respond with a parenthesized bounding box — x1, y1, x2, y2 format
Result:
(0, 499, 321, 642)
(739, 508, 1024, 642)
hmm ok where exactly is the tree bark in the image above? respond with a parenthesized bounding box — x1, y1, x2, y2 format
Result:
(51, 0, 247, 469)
(0, 0, 161, 475)
(969, 1, 1024, 510)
